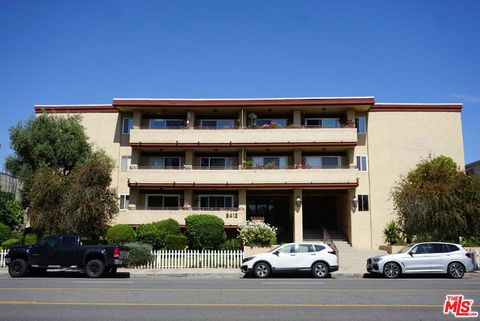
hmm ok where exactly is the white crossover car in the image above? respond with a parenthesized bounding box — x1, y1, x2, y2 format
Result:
(241, 242, 339, 278)
(367, 242, 475, 279)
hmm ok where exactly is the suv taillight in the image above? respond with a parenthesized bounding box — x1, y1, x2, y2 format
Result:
(113, 247, 120, 258)
(466, 253, 472, 259)
(328, 250, 336, 255)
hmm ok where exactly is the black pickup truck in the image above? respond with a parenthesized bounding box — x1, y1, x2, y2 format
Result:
(5, 234, 129, 278)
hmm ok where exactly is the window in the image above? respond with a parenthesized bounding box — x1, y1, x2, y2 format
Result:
(147, 157, 182, 169)
(304, 156, 340, 168)
(121, 156, 131, 172)
(358, 194, 369, 211)
(255, 119, 288, 128)
(355, 117, 367, 134)
(411, 244, 433, 254)
(119, 194, 129, 211)
(200, 119, 235, 129)
(252, 156, 288, 169)
(305, 118, 340, 128)
(356, 156, 368, 172)
(60, 236, 77, 249)
(278, 244, 296, 254)
(198, 195, 234, 208)
(297, 244, 315, 253)
(149, 119, 183, 129)
(314, 244, 325, 252)
(122, 118, 133, 134)
(200, 157, 234, 169)
(45, 236, 59, 248)
(146, 194, 180, 209)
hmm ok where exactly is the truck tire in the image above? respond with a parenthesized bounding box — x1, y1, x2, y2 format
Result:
(85, 259, 105, 278)
(8, 259, 28, 278)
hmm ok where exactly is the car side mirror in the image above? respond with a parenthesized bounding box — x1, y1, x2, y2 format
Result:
(273, 250, 279, 256)
(37, 240, 46, 248)
(408, 251, 414, 256)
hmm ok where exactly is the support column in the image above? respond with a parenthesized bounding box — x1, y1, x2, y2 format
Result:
(293, 149, 302, 168)
(133, 111, 142, 128)
(131, 149, 140, 168)
(239, 148, 246, 169)
(240, 108, 245, 128)
(128, 189, 139, 210)
(185, 150, 194, 169)
(293, 110, 301, 126)
(187, 111, 195, 129)
(293, 189, 303, 242)
(346, 109, 355, 127)
(238, 189, 247, 223)
(183, 189, 193, 209)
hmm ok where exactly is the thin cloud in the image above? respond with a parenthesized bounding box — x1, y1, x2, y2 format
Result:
(448, 94, 480, 104)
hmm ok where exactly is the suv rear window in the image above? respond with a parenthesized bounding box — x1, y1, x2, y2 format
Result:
(314, 245, 325, 252)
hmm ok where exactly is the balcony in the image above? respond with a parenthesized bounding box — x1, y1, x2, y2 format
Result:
(116, 208, 245, 226)
(127, 167, 359, 188)
(129, 126, 358, 147)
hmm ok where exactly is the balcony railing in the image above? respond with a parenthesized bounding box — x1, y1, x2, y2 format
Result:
(133, 206, 240, 211)
(133, 164, 354, 170)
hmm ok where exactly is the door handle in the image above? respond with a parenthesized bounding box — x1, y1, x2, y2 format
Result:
(290, 254, 296, 256)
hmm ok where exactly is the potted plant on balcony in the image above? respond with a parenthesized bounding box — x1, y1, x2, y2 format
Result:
(247, 113, 257, 128)
(243, 160, 253, 169)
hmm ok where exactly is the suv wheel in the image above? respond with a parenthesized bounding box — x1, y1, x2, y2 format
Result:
(8, 259, 28, 278)
(447, 262, 465, 279)
(85, 259, 105, 278)
(383, 262, 401, 279)
(312, 262, 329, 278)
(253, 262, 271, 278)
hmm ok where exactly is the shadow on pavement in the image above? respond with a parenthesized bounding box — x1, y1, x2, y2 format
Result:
(243, 272, 333, 279)
(24, 271, 130, 279)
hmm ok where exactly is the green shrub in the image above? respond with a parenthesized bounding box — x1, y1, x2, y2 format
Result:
(221, 238, 243, 250)
(238, 222, 277, 247)
(23, 233, 38, 245)
(165, 234, 188, 250)
(1, 238, 20, 248)
(106, 224, 135, 244)
(135, 219, 180, 250)
(0, 223, 12, 244)
(125, 242, 153, 267)
(184, 215, 226, 250)
(383, 220, 403, 245)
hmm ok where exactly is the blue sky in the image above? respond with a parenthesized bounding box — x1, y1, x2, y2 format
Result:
(0, 0, 479, 169)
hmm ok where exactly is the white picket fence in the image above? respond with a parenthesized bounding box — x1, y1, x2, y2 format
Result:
(0, 250, 6, 267)
(137, 250, 244, 269)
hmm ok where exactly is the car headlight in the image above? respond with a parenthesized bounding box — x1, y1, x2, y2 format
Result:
(373, 258, 382, 263)
(242, 256, 255, 263)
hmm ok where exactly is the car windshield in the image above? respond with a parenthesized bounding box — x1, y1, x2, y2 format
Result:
(397, 244, 414, 253)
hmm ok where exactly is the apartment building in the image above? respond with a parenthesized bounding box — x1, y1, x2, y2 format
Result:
(34, 97, 464, 249)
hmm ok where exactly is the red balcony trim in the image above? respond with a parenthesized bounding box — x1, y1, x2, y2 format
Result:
(35, 105, 117, 114)
(113, 97, 375, 107)
(130, 142, 357, 148)
(128, 182, 358, 189)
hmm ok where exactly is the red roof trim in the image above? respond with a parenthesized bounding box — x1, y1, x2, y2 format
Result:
(371, 104, 462, 112)
(35, 105, 117, 114)
(128, 182, 358, 189)
(113, 97, 375, 107)
(130, 142, 357, 148)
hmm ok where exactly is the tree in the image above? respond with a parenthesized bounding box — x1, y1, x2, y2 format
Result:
(28, 151, 118, 239)
(7, 114, 118, 239)
(392, 155, 480, 242)
(6, 114, 91, 207)
(0, 191, 24, 229)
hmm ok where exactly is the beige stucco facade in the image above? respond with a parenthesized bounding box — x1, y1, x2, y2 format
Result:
(35, 98, 464, 249)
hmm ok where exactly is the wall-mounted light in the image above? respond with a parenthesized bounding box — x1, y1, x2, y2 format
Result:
(295, 196, 302, 207)
(352, 195, 358, 210)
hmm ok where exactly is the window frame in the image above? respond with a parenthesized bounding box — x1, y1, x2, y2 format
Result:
(358, 194, 369, 211)
(304, 118, 340, 128)
(119, 194, 130, 211)
(145, 194, 181, 209)
(148, 119, 184, 129)
(200, 119, 235, 129)
(121, 156, 132, 172)
(356, 117, 367, 134)
(122, 117, 133, 135)
(197, 194, 234, 209)
(356, 155, 368, 172)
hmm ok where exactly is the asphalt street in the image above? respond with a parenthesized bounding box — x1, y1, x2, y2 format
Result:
(0, 272, 479, 321)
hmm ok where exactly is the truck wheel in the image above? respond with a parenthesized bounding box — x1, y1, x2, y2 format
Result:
(8, 259, 28, 278)
(86, 259, 105, 278)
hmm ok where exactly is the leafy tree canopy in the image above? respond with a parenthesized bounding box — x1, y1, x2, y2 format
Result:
(6, 114, 91, 206)
(7, 114, 118, 239)
(392, 155, 480, 242)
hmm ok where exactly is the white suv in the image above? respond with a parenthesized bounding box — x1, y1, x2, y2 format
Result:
(241, 242, 339, 278)
(367, 242, 475, 279)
